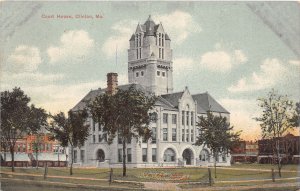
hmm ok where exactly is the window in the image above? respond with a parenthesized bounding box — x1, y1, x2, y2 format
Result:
(182, 111, 185, 125)
(103, 133, 107, 142)
(152, 148, 157, 162)
(159, 48, 161, 58)
(191, 130, 195, 142)
(162, 34, 164, 46)
(139, 48, 141, 58)
(98, 124, 101, 131)
(17, 145, 21, 152)
(118, 133, 122, 144)
(139, 33, 141, 46)
(73, 150, 77, 163)
(164, 148, 176, 162)
(80, 150, 85, 162)
(98, 134, 101, 142)
(182, 129, 185, 142)
(150, 112, 158, 122)
(118, 149, 122, 162)
(141, 71, 144, 76)
(157, 71, 160, 76)
(136, 72, 139, 77)
(152, 127, 157, 143)
(200, 149, 209, 161)
(172, 128, 177, 141)
(222, 154, 227, 162)
(186, 111, 189, 126)
(163, 113, 168, 123)
(186, 129, 189, 142)
(136, 49, 138, 59)
(142, 148, 147, 162)
(92, 120, 95, 131)
(159, 33, 161, 46)
(172, 114, 177, 124)
(22, 144, 26, 152)
(93, 135, 95, 143)
(142, 136, 147, 143)
(163, 128, 168, 141)
(127, 148, 132, 162)
(127, 137, 131, 144)
(162, 49, 164, 59)
(162, 71, 165, 77)
(191, 112, 194, 126)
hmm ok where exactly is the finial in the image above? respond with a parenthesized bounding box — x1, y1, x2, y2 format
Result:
(148, 14, 151, 19)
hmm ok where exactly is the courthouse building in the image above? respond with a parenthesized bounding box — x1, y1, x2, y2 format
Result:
(71, 16, 231, 167)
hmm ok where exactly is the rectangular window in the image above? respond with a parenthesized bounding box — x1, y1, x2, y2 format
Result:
(73, 150, 77, 163)
(182, 111, 185, 125)
(80, 150, 85, 162)
(172, 114, 177, 124)
(141, 71, 144, 76)
(162, 49, 164, 59)
(162, 71, 165, 77)
(152, 127, 157, 143)
(142, 136, 147, 143)
(139, 48, 141, 58)
(159, 48, 161, 58)
(118, 133, 122, 144)
(103, 133, 107, 142)
(98, 134, 101, 143)
(163, 113, 168, 123)
(172, 128, 177, 142)
(92, 120, 95, 131)
(118, 149, 122, 162)
(186, 129, 189, 142)
(142, 148, 147, 162)
(127, 137, 131, 144)
(186, 111, 189, 126)
(157, 71, 160, 76)
(182, 129, 185, 142)
(136, 49, 138, 59)
(152, 148, 157, 162)
(136, 72, 139, 77)
(191, 112, 194, 126)
(163, 128, 168, 141)
(93, 135, 95, 143)
(127, 148, 132, 162)
(191, 129, 194, 142)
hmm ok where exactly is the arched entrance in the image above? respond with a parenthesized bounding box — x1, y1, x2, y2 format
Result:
(96, 149, 105, 162)
(163, 148, 176, 162)
(182, 149, 194, 165)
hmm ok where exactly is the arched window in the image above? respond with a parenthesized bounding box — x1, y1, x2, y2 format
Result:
(164, 148, 176, 162)
(199, 149, 209, 161)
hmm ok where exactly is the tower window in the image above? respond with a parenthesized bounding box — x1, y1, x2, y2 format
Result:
(162, 49, 164, 59)
(157, 71, 160, 76)
(159, 33, 161, 46)
(162, 34, 164, 46)
(136, 49, 138, 59)
(159, 48, 161, 58)
(141, 71, 144, 76)
(162, 72, 165, 77)
(136, 72, 139, 77)
(139, 48, 141, 58)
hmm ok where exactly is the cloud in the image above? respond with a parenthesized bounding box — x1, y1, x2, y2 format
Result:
(228, 58, 287, 92)
(199, 44, 247, 72)
(5, 45, 41, 73)
(289, 59, 300, 66)
(47, 30, 94, 63)
(153, 10, 201, 44)
(102, 20, 137, 58)
(219, 98, 261, 140)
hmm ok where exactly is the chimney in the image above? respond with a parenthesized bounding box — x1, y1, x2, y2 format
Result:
(106, 73, 118, 95)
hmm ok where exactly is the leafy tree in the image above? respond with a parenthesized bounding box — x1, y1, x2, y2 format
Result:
(0, 87, 48, 172)
(255, 89, 297, 177)
(195, 111, 240, 178)
(49, 110, 89, 175)
(89, 86, 156, 176)
(32, 133, 44, 169)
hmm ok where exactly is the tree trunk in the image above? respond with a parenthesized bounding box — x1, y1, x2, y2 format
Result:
(70, 146, 73, 175)
(10, 146, 15, 172)
(122, 139, 127, 177)
(36, 151, 39, 169)
(214, 156, 217, 179)
(276, 140, 282, 177)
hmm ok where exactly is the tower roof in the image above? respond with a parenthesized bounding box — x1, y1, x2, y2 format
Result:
(144, 15, 156, 36)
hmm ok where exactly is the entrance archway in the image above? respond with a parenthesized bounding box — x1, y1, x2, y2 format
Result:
(182, 149, 194, 165)
(96, 149, 105, 162)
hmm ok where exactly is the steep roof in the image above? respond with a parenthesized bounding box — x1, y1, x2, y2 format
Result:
(161, 91, 184, 108)
(192, 93, 229, 114)
(71, 83, 147, 112)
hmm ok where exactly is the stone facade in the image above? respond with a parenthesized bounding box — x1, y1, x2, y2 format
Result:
(71, 16, 231, 168)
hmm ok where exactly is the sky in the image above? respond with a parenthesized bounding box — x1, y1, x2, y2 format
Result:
(1, 1, 299, 140)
